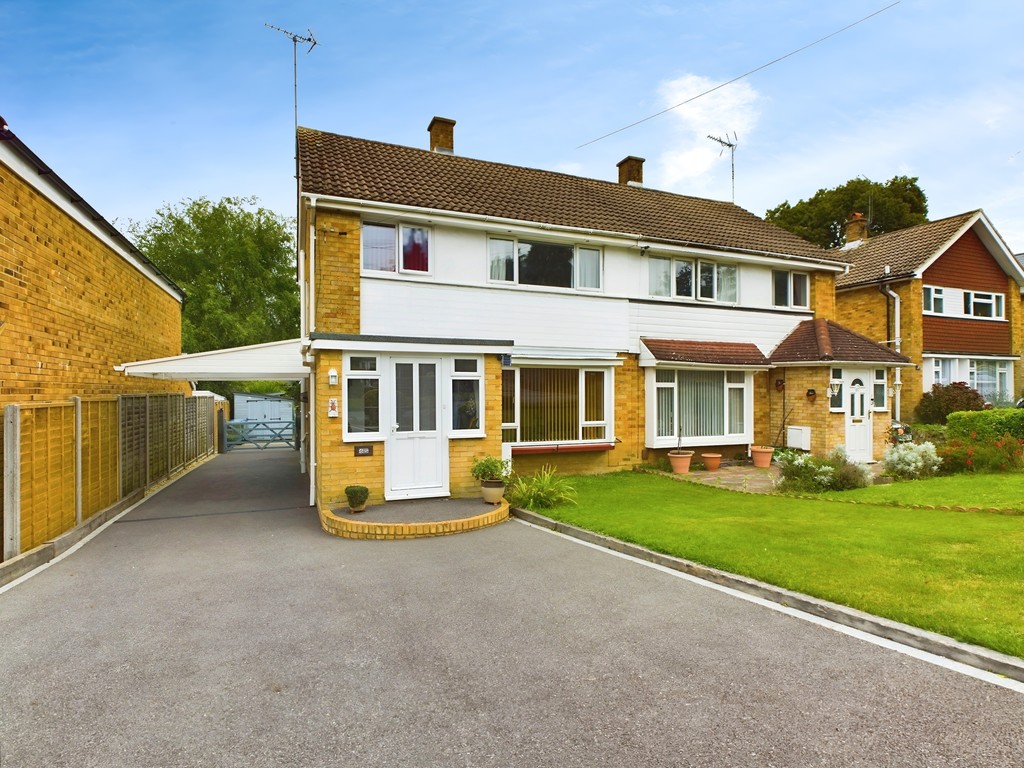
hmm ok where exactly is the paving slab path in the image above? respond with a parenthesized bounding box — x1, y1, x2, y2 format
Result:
(1, 449, 1022, 767)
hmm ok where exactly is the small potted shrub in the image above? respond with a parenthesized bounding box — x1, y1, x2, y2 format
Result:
(344, 484, 369, 513)
(470, 456, 512, 504)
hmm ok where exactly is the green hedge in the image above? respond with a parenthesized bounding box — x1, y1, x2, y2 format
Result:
(946, 408, 1024, 441)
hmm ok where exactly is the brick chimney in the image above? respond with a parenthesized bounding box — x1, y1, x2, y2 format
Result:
(428, 116, 456, 154)
(845, 212, 869, 244)
(617, 156, 645, 186)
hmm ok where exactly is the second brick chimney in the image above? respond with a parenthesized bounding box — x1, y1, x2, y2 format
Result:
(617, 156, 645, 186)
(428, 116, 456, 154)
(845, 212, 869, 244)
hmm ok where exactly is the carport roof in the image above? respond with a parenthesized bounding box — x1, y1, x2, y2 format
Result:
(116, 338, 308, 381)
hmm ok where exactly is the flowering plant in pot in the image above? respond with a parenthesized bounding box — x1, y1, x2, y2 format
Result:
(470, 456, 512, 504)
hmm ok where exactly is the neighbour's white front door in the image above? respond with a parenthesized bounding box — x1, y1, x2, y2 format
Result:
(844, 371, 873, 463)
(384, 358, 449, 500)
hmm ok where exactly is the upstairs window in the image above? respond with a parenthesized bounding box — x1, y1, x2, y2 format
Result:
(650, 256, 737, 302)
(923, 285, 945, 314)
(488, 238, 602, 291)
(964, 291, 1004, 319)
(772, 270, 810, 308)
(362, 222, 431, 274)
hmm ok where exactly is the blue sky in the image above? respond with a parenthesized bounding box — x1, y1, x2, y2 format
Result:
(4, 1, 1024, 252)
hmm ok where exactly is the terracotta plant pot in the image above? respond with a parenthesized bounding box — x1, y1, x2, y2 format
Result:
(751, 445, 775, 468)
(701, 453, 722, 472)
(667, 450, 694, 474)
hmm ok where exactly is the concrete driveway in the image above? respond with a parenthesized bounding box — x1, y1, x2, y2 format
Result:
(1, 450, 1022, 767)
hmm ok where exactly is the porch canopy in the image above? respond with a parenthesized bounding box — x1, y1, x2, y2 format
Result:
(115, 338, 308, 381)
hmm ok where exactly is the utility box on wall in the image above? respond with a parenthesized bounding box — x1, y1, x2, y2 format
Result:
(786, 425, 812, 451)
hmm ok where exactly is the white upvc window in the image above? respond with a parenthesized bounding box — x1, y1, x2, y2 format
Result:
(342, 355, 384, 441)
(500, 366, 613, 444)
(649, 256, 738, 303)
(362, 222, 432, 275)
(648, 368, 751, 447)
(969, 359, 1011, 403)
(932, 358, 953, 386)
(772, 270, 810, 308)
(449, 357, 485, 438)
(829, 367, 844, 411)
(963, 291, 1005, 319)
(923, 285, 945, 314)
(487, 237, 603, 291)
(872, 369, 888, 411)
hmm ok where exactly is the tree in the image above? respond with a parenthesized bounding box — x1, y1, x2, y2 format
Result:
(765, 176, 928, 249)
(130, 196, 299, 354)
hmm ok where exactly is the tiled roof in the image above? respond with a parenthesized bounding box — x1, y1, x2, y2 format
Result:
(641, 338, 769, 367)
(835, 211, 979, 288)
(298, 127, 835, 262)
(770, 319, 910, 365)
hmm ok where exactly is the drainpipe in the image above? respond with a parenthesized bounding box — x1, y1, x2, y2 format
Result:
(881, 268, 902, 421)
(307, 196, 318, 335)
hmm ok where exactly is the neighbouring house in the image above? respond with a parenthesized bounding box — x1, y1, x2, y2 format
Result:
(0, 116, 187, 405)
(833, 211, 1024, 418)
(294, 117, 910, 511)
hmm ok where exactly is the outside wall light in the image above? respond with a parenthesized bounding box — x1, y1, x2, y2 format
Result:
(827, 380, 842, 398)
(327, 368, 339, 386)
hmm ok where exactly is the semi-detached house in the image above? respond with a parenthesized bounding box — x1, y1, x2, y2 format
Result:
(297, 118, 909, 512)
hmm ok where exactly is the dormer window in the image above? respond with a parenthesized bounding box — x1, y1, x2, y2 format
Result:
(362, 222, 431, 274)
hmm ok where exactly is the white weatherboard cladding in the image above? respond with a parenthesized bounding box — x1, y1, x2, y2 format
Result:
(360, 279, 630, 349)
(630, 302, 804, 355)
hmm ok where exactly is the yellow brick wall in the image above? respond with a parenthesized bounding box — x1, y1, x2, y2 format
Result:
(835, 280, 922, 419)
(811, 272, 837, 320)
(769, 366, 891, 460)
(1009, 282, 1024, 400)
(309, 209, 361, 335)
(0, 161, 186, 405)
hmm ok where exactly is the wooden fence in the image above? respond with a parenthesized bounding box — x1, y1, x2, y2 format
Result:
(2, 393, 216, 561)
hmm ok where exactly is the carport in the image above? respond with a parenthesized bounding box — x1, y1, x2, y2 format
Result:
(116, 338, 314, 504)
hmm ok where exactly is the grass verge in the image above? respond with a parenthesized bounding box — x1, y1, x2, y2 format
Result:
(539, 471, 1024, 658)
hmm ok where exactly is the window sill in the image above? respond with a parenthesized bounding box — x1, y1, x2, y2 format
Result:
(511, 443, 615, 456)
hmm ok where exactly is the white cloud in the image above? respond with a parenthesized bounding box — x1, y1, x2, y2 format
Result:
(649, 74, 761, 196)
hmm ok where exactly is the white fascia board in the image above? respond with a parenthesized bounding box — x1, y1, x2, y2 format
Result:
(303, 192, 848, 272)
(0, 144, 183, 302)
(116, 338, 308, 380)
(309, 338, 513, 355)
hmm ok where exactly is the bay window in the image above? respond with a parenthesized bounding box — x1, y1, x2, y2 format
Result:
(650, 368, 750, 445)
(501, 367, 612, 444)
(969, 359, 1010, 403)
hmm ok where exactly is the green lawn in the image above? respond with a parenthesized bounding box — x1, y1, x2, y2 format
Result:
(817, 472, 1024, 510)
(539, 472, 1024, 658)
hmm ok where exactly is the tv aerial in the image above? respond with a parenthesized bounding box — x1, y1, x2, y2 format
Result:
(265, 23, 319, 149)
(707, 132, 738, 202)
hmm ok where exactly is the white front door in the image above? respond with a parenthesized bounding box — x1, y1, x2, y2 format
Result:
(844, 371, 873, 462)
(385, 358, 449, 500)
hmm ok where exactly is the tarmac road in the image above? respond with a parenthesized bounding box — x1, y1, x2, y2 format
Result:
(1, 450, 1021, 767)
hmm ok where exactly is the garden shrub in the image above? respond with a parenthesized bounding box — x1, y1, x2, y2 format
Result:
(915, 382, 985, 424)
(506, 465, 577, 509)
(882, 442, 941, 480)
(937, 432, 1024, 474)
(775, 448, 872, 493)
(946, 408, 1024, 442)
(908, 422, 947, 446)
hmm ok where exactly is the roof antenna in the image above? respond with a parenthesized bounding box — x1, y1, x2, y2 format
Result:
(265, 23, 318, 179)
(707, 132, 738, 202)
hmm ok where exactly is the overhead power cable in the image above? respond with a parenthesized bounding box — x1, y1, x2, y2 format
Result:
(577, 1, 901, 149)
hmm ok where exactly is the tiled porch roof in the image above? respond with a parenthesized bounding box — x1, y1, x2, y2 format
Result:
(641, 338, 769, 366)
(769, 319, 910, 365)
